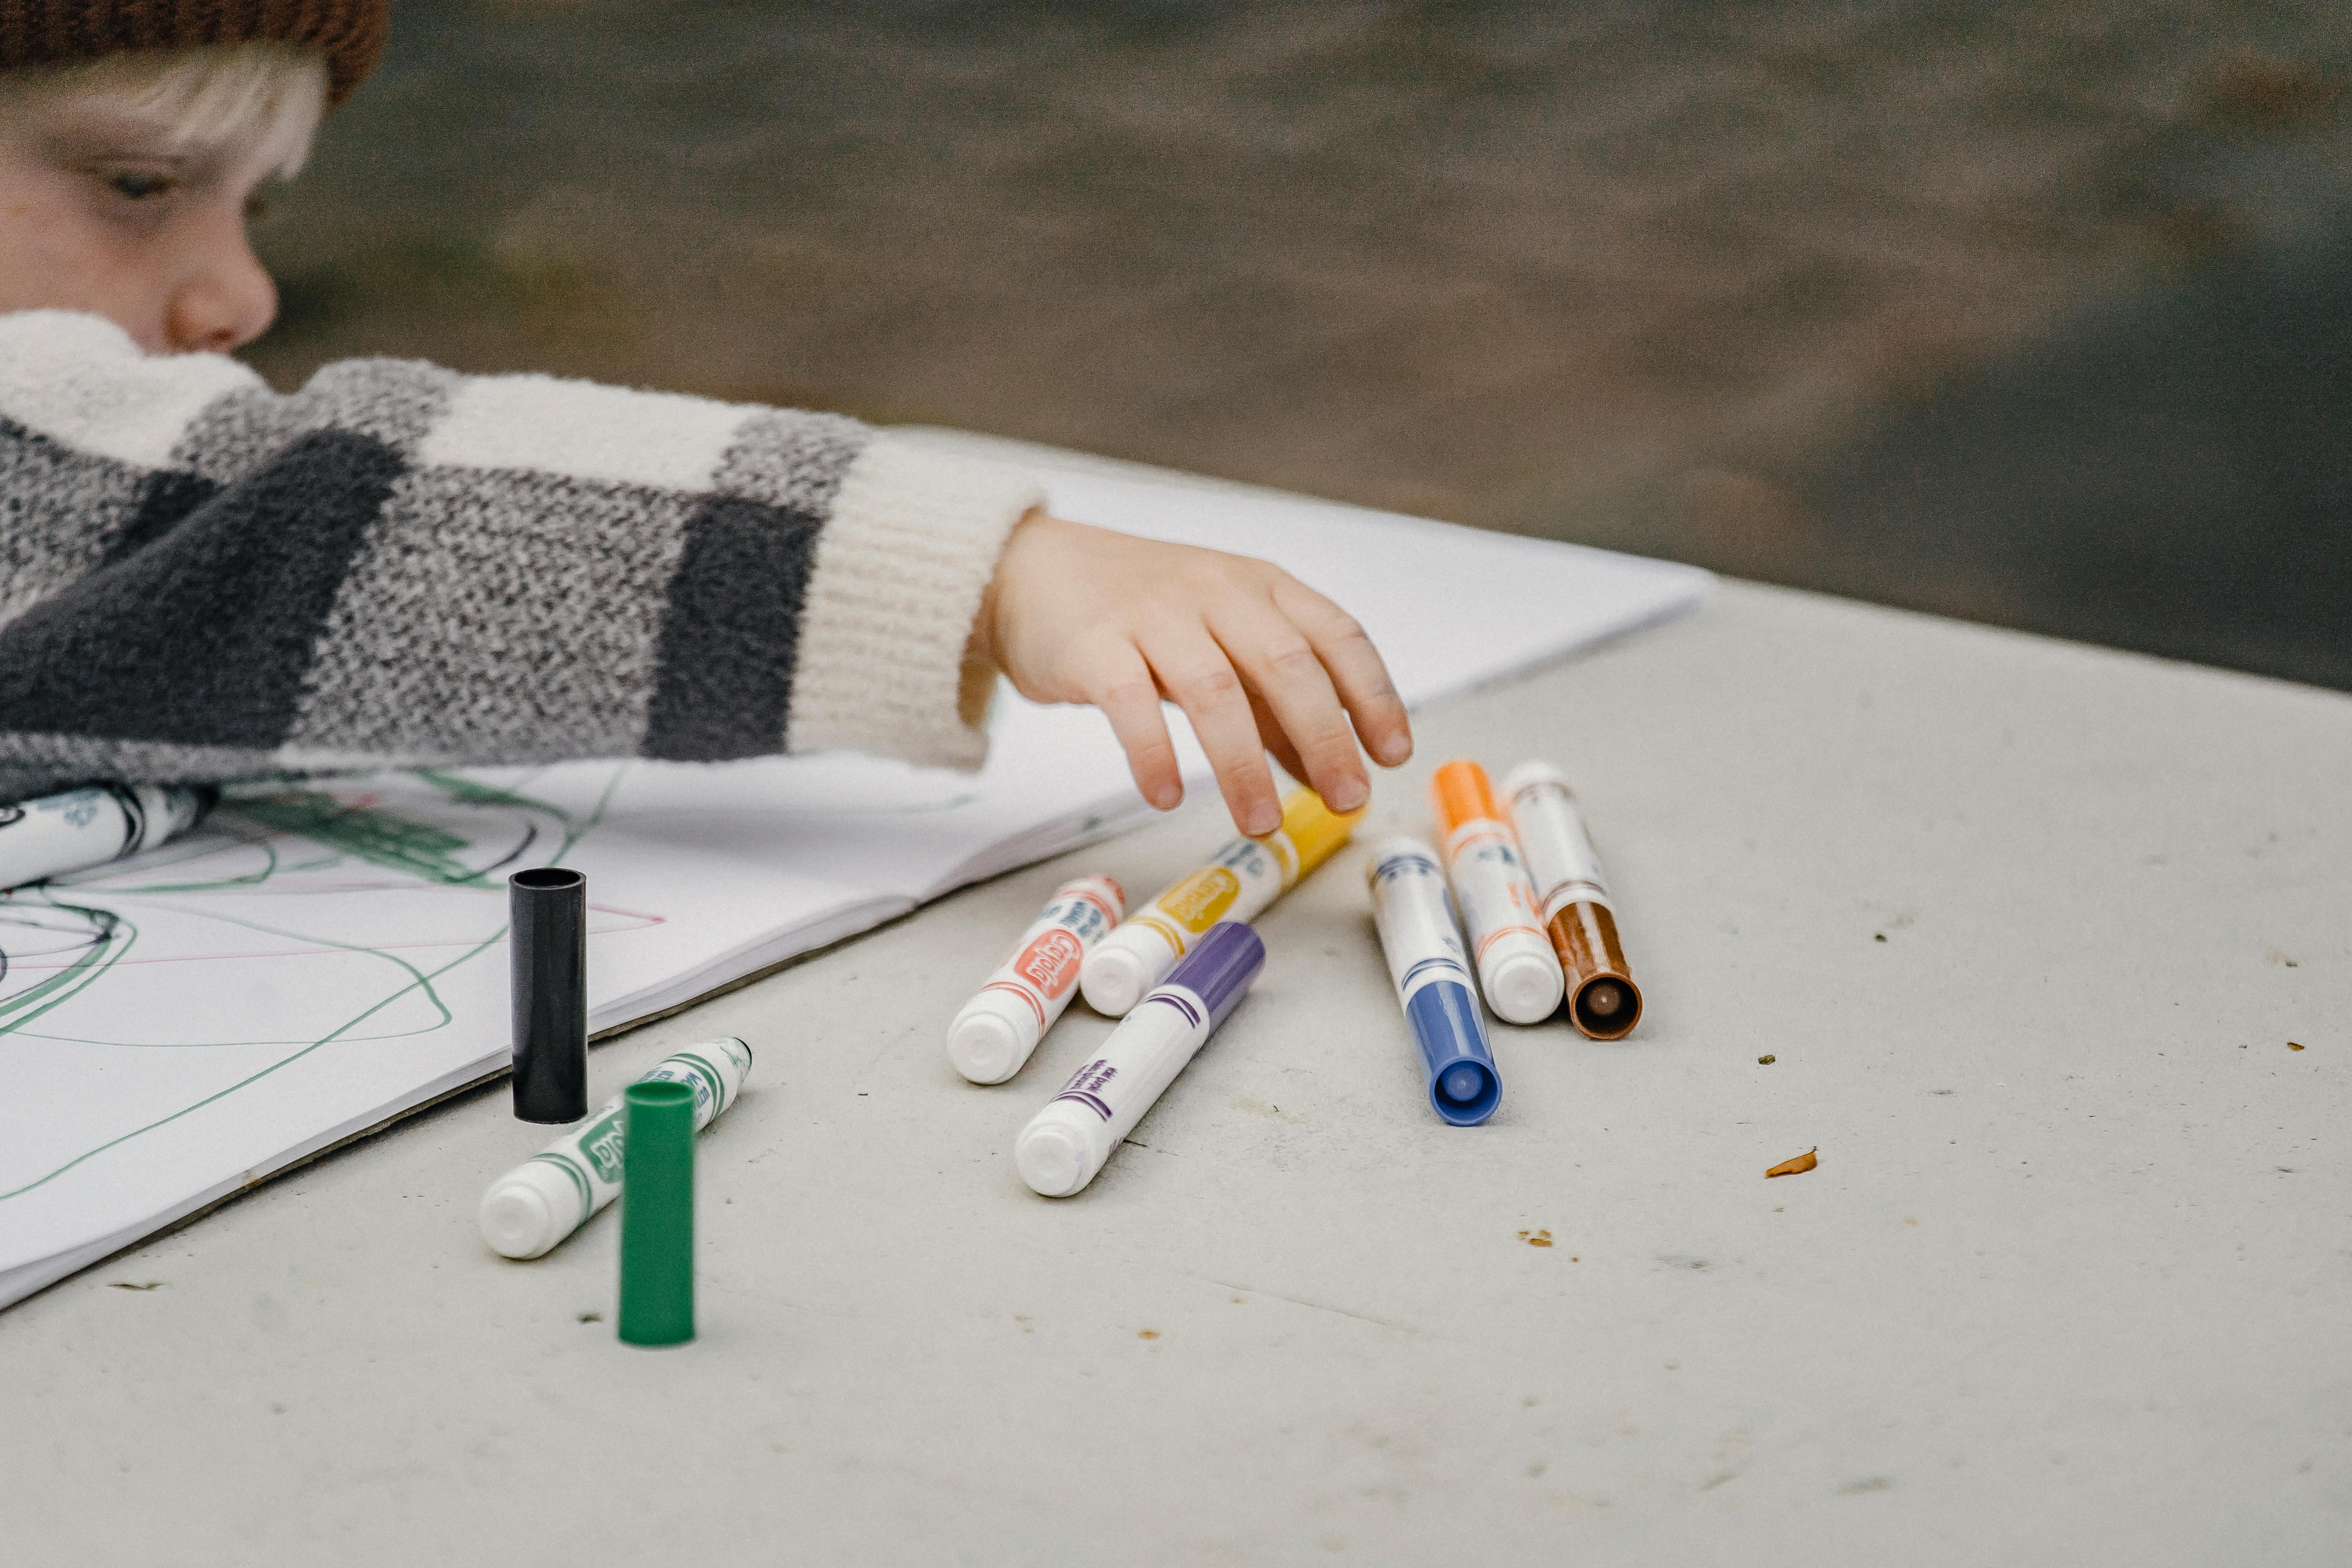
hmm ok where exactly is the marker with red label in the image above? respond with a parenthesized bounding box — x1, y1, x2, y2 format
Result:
(946, 875, 1125, 1083)
(1015, 920, 1264, 1197)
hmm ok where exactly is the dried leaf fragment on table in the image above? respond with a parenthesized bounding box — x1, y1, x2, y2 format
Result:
(1765, 1148, 1818, 1178)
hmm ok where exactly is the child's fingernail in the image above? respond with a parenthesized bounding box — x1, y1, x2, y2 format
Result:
(1246, 805, 1280, 836)
(1376, 736, 1411, 766)
(1326, 780, 1368, 812)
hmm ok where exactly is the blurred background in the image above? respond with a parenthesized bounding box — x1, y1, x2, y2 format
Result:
(245, 0, 2352, 689)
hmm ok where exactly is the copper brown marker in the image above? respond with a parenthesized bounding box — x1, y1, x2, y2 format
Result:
(1499, 762, 1642, 1039)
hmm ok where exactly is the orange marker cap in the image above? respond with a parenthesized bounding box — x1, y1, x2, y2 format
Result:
(1430, 759, 1502, 836)
(1273, 786, 1363, 882)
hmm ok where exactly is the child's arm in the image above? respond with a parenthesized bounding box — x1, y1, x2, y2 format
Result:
(0, 310, 1407, 822)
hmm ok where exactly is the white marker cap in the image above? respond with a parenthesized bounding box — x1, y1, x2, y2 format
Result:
(1015, 1110, 1100, 1198)
(1497, 759, 1571, 797)
(478, 1161, 581, 1260)
(1078, 939, 1154, 1018)
(1483, 942, 1566, 1025)
(946, 991, 1038, 1086)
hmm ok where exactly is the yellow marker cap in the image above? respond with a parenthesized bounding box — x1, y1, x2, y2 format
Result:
(1272, 786, 1363, 883)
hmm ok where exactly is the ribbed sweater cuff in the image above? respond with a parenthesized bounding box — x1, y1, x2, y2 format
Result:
(785, 437, 1044, 768)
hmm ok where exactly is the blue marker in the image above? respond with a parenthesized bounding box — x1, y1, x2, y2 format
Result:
(1366, 836, 1501, 1125)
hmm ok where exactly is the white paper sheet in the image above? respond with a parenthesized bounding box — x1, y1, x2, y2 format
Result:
(0, 450, 1709, 1307)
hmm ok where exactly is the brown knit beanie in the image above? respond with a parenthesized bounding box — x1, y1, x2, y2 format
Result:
(0, 0, 390, 106)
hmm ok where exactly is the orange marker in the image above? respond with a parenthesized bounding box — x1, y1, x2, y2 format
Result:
(1430, 760, 1563, 1025)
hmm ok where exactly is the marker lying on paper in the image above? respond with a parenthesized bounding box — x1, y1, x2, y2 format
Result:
(1430, 760, 1563, 1025)
(479, 1037, 753, 1260)
(1018, 920, 1264, 1197)
(0, 784, 214, 892)
(1080, 787, 1357, 1017)
(1366, 837, 1500, 1125)
(946, 875, 1124, 1084)
(1502, 761, 1643, 1039)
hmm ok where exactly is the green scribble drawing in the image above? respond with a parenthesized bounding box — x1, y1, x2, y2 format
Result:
(0, 898, 134, 1037)
(0, 763, 640, 1202)
(0, 920, 501, 1201)
(221, 789, 493, 886)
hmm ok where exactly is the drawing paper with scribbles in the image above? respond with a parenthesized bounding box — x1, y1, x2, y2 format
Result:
(0, 456, 1710, 1307)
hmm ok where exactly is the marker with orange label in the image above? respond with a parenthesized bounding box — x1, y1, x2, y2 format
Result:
(1430, 759, 1563, 1025)
(1078, 787, 1361, 1017)
(947, 875, 1125, 1083)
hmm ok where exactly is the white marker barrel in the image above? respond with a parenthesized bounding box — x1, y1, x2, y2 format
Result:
(478, 1037, 753, 1260)
(1018, 921, 1264, 1197)
(1501, 760, 1642, 1040)
(1430, 759, 1563, 1025)
(0, 784, 212, 891)
(1365, 837, 1500, 1125)
(1080, 787, 1358, 1017)
(946, 875, 1124, 1084)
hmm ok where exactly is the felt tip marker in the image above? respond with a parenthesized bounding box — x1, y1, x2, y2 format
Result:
(1430, 760, 1563, 1025)
(1366, 837, 1501, 1125)
(1080, 786, 1358, 1017)
(478, 1037, 753, 1260)
(0, 784, 213, 892)
(1018, 920, 1264, 1197)
(947, 875, 1125, 1084)
(1501, 761, 1643, 1040)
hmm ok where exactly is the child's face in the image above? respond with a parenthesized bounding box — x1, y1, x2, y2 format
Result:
(0, 86, 288, 354)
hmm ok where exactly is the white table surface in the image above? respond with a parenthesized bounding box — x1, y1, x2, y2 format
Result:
(4, 473, 2347, 1566)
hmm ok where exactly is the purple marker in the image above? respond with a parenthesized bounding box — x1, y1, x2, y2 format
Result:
(1014, 921, 1265, 1197)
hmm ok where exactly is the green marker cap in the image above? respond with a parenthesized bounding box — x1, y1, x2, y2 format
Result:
(617, 1078, 696, 1347)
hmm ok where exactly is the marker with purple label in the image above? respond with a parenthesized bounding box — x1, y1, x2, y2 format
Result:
(1014, 920, 1265, 1197)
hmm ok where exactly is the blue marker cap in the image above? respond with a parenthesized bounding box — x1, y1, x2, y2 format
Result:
(1406, 979, 1500, 1126)
(1160, 920, 1265, 1029)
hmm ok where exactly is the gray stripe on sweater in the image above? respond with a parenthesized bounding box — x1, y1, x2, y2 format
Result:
(0, 734, 282, 801)
(711, 410, 869, 516)
(285, 466, 695, 760)
(0, 418, 144, 625)
(175, 359, 456, 485)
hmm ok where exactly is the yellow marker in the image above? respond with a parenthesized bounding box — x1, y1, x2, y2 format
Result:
(1078, 788, 1360, 1016)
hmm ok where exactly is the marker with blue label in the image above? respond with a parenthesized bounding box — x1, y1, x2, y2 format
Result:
(1015, 920, 1265, 1196)
(1366, 836, 1500, 1126)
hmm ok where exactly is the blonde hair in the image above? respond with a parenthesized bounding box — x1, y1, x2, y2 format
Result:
(0, 43, 328, 178)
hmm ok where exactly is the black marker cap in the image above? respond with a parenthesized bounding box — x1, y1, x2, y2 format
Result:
(510, 866, 587, 1123)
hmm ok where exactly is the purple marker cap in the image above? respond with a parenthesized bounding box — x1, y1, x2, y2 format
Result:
(1157, 920, 1265, 1031)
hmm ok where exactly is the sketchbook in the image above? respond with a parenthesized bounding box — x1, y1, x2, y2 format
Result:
(0, 441, 1711, 1308)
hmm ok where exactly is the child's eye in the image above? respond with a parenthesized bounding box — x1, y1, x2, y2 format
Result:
(107, 170, 174, 200)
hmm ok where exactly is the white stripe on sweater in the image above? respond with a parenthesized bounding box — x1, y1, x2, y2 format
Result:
(418, 372, 753, 493)
(0, 310, 260, 469)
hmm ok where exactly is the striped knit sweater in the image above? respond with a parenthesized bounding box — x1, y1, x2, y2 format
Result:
(0, 310, 1044, 801)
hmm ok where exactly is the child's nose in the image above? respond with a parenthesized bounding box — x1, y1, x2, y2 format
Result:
(165, 222, 279, 355)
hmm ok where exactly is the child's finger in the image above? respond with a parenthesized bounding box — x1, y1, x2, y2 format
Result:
(1139, 622, 1282, 837)
(1207, 600, 1368, 813)
(1246, 689, 1312, 786)
(1084, 641, 1184, 811)
(1271, 579, 1413, 766)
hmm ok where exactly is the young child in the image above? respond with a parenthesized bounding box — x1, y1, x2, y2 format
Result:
(0, 3, 1411, 839)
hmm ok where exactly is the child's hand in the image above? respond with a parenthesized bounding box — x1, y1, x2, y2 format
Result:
(973, 512, 1414, 836)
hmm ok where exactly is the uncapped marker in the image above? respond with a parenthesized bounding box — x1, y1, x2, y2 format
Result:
(946, 875, 1124, 1083)
(1080, 787, 1358, 1017)
(479, 1038, 753, 1261)
(1366, 837, 1501, 1125)
(1501, 760, 1642, 1040)
(1430, 760, 1563, 1025)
